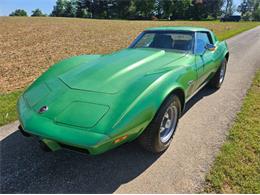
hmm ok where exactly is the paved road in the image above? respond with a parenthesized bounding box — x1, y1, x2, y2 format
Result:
(1, 26, 260, 193)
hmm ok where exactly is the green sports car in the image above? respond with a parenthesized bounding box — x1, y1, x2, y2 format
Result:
(17, 26, 229, 155)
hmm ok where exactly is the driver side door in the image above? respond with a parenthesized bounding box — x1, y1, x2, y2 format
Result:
(194, 31, 217, 89)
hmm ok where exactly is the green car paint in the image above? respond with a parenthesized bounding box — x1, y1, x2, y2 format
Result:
(17, 27, 229, 155)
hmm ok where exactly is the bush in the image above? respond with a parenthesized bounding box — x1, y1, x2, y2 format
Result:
(9, 9, 28, 16)
(31, 9, 46, 17)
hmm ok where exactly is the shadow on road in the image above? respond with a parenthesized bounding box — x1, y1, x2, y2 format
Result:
(0, 131, 161, 193)
(0, 86, 217, 193)
(183, 86, 217, 114)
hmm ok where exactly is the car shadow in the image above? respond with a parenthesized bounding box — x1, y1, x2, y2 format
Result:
(0, 86, 217, 193)
(0, 131, 161, 193)
(183, 86, 217, 115)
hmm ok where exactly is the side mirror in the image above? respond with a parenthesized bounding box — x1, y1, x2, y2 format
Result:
(205, 43, 216, 51)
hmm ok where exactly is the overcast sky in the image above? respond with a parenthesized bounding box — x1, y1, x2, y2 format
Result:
(0, 0, 241, 16)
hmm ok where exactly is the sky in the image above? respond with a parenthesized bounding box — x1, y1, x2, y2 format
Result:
(0, 0, 241, 16)
(0, 0, 56, 16)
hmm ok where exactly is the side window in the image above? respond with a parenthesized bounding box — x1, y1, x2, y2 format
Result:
(134, 33, 155, 48)
(195, 32, 212, 54)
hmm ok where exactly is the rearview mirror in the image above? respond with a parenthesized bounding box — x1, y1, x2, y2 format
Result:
(205, 43, 216, 51)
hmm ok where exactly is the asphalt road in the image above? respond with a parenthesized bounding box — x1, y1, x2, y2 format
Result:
(1, 26, 260, 193)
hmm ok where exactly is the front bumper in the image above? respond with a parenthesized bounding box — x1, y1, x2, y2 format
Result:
(17, 95, 115, 155)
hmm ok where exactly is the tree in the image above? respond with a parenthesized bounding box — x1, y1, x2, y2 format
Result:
(9, 9, 28, 16)
(238, 0, 260, 21)
(134, 0, 156, 19)
(161, 0, 174, 19)
(64, 0, 77, 17)
(238, 0, 251, 16)
(189, 0, 208, 20)
(251, 0, 260, 21)
(204, 0, 224, 19)
(76, 0, 110, 19)
(114, 0, 133, 19)
(49, 0, 225, 20)
(171, 0, 192, 20)
(223, 0, 235, 16)
(92, 0, 108, 18)
(76, 0, 93, 18)
(31, 9, 46, 17)
(51, 0, 67, 16)
(153, 0, 161, 18)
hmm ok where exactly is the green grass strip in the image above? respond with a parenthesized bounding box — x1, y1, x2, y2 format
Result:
(0, 90, 22, 126)
(204, 70, 260, 193)
(218, 23, 260, 41)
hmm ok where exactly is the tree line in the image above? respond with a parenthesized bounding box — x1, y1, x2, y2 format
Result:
(9, 9, 47, 17)
(8, 0, 260, 21)
(50, 0, 224, 20)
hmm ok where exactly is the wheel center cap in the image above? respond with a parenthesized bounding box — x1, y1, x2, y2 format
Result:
(165, 120, 171, 128)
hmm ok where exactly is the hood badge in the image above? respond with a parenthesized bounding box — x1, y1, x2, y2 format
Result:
(38, 106, 48, 114)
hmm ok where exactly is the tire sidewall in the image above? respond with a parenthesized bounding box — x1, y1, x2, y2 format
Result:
(210, 58, 227, 89)
(218, 59, 227, 87)
(153, 95, 181, 152)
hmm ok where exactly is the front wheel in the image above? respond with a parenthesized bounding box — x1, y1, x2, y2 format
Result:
(139, 94, 181, 153)
(209, 58, 227, 89)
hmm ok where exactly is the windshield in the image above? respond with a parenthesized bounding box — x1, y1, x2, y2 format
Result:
(130, 31, 194, 53)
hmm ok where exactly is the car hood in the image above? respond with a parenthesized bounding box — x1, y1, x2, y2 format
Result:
(59, 48, 185, 94)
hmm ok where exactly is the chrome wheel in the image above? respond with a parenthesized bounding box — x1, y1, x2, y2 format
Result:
(159, 104, 178, 143)
(139, 94, 181, 153)
(219, 62, 226, 84)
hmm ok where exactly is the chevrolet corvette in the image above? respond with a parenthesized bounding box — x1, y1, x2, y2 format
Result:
(17, 26, 229, 154)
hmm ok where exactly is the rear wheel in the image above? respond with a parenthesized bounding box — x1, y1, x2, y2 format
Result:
(209, 58, 227, 89)
(139, 94, 181, 153)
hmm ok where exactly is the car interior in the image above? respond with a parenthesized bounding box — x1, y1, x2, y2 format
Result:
(149, 34, 193, 51)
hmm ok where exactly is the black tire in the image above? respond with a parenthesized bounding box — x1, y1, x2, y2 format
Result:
(138, 94, 181, 153)
(209, 58, 227, 89)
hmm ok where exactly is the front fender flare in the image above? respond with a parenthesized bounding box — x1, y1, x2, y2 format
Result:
(111, 72, 186, 138)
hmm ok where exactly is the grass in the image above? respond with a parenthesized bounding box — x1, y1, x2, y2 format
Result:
(216, 24, 260, 41)
(0, 17, 259, 93)
(204, 70, 260, 193)
(0, 91, 22, 126)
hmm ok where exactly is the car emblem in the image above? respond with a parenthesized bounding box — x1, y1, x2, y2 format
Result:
(38, 106, 48, 113)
